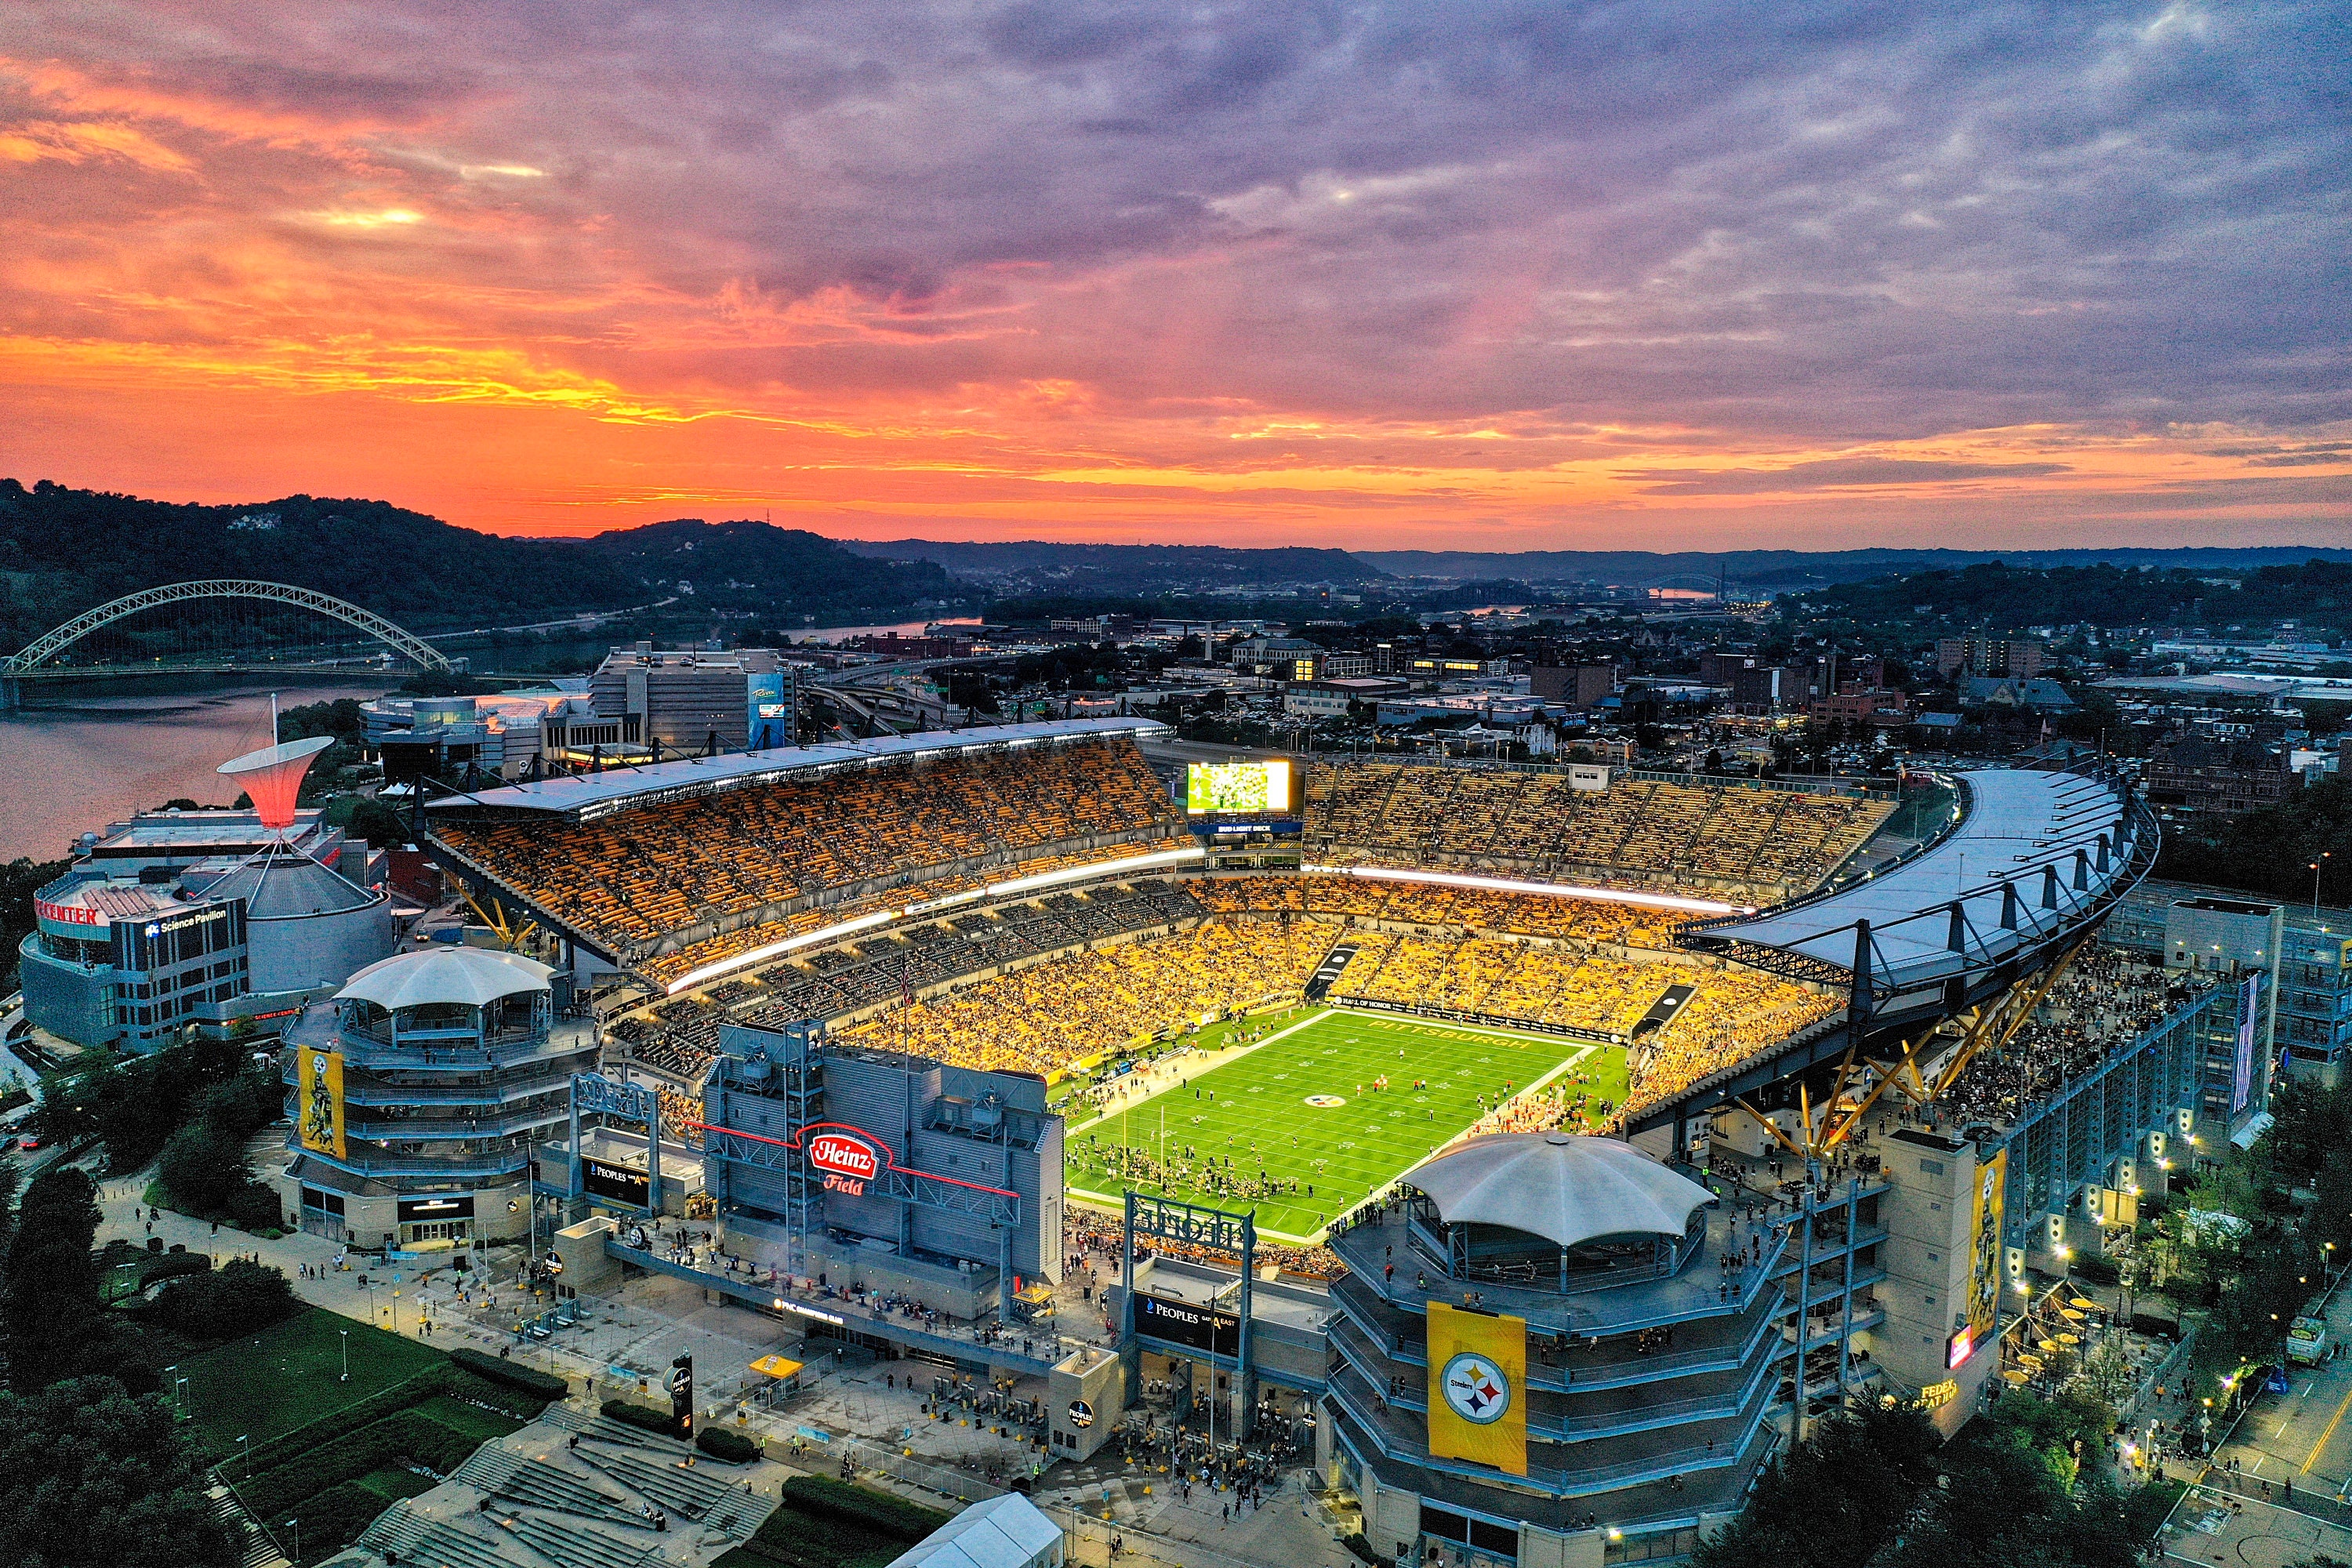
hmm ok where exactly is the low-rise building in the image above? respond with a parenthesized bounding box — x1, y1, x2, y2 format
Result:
(1283, 677, 1410, 717)
(1530, 663, 1617, 708)
(1936, 637, 2046, 678)
(2143, 736, 2301, 818)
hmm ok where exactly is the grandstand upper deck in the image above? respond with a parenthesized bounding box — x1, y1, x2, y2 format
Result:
(1301, 760, 1893, 903)
(426, 717, 1169, 822)
(424, 720, 1187, 974)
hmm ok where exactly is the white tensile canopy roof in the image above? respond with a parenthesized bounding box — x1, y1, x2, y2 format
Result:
(1411, 1131, 1715, 1250)
(882, 1494, 1063, 1568)
(338, 946, 554, 1011)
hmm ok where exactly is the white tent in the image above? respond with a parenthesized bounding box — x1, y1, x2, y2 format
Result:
(883, 1494, 1063, 1568)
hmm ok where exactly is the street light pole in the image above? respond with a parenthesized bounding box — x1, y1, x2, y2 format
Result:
(285, 1519, 298, 1566)
(339, 1330, 349, 1383)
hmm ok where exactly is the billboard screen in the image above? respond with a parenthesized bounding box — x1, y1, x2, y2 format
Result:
(1185, 760, 1293, 815)
(584, 1158, 651, 1207)
(1135, 1293, 1240, 1355)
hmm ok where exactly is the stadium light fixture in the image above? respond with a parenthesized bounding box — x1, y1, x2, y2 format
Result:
(666, 908, 899, 995)
(1301, 862, 1755, 916)
(664, 844, 1209, 994)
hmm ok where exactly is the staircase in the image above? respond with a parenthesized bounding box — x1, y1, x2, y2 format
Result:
(209, 1484, 290, 1568)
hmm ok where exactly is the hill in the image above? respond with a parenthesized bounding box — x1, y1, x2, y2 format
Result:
(836, 537, 1383, 593)
(579, 519, 956, 618)
(1356, 546, 2352, 590)
(0, 481, 962, 650)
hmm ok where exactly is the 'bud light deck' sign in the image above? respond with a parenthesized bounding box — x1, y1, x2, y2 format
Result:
(807, 1129, 882, 1196)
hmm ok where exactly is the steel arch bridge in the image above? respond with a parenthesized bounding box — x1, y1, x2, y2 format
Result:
(3, 579, 451, 675)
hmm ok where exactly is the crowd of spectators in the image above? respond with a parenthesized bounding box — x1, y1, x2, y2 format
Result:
(1616, 969, 1843, 1126)
(1940, 949, 2209, 1129)
(431, 734, 1179, 963)
(1193, 874, 1689, 948)
(843, 914, 1338, 1076)
(1304, 762, 1891, 898)
(1064, 1208, 1343, 1283)
(610, 879, 1208, 1080)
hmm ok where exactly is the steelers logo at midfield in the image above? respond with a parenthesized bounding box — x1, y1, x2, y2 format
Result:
(1442, 1352, 1512, 1425)
(1304, 1094, 1347, 1108)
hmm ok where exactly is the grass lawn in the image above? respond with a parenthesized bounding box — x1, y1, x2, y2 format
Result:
(180, 1305, 445, 1454)
(1064, 1007, 1626, 1241)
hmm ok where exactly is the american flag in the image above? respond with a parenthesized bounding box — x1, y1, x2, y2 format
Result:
(901, 956, 914, 1008)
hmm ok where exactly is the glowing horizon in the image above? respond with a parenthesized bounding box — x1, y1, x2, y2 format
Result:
(1, 5, 2345, 550)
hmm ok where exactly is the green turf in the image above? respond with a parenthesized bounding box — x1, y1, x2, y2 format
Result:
(1046, 1004, 1312, 1112)
(1064, 1007, 1628, 1240)
(179, 1306, 446, 1453)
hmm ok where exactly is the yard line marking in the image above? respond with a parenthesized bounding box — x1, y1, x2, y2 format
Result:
(2303, 1380, 2352, 1474)
(1065, 1006, 1332, 1134)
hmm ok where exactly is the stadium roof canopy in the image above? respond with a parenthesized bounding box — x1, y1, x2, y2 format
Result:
(424, 716, 1169, 821)
(1412, 1132, 1715, 1249)
(1687, 766, 2146, 1000)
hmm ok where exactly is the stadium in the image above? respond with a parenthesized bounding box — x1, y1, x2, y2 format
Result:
(423, 716, 2236, 1567)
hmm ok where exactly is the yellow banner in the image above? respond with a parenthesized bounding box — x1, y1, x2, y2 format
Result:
(1963, 1147, 2007, 1347)
(298, 1046, 345, 1160)
(1427, 1301, 1526, 1475)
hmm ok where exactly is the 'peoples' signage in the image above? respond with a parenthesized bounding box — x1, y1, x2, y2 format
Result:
(807, 1129, 882, 1196)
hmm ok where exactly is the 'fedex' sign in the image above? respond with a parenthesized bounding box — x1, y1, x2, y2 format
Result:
(808, 1131, 880, 1195)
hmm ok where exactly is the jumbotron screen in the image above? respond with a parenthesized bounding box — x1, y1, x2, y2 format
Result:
(1185, 760, 1293, 814)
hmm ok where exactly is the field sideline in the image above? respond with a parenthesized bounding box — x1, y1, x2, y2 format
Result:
(1064, 1007, 1628, 1243)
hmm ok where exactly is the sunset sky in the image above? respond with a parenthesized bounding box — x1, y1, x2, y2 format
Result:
(2, 2, 2346, 550)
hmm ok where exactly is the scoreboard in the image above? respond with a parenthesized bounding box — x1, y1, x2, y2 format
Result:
(1185, 760, 1294, 814)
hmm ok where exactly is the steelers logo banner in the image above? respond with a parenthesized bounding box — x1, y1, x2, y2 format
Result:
(1425, 1301, 1527, 1475)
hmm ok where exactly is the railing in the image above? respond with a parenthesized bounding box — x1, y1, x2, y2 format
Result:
(1326, 1365, 1769, 1497)
(299, 1145, 534, 1179)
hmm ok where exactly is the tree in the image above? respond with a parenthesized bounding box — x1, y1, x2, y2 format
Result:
(149, 1260, 297, 1343)
(2, 1167, 103, 1391)
(0, 855, 72, 990)
(157, 1121, 250, 1216)
(1885, 1406, 2176, 1568)
(322, 792, 410, 849)
(1694, 1403, 1939, 1568)
(0, 1377, 241, 1568)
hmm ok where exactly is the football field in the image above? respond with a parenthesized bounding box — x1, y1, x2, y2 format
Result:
(1065, 1007, 1628, 1242)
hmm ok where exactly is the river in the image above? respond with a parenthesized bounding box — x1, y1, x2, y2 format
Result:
(0, 621, 991, 865)
(0, 679, 397, 864)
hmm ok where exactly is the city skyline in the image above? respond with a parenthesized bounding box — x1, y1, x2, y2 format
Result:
(2, 2, 2346, 548)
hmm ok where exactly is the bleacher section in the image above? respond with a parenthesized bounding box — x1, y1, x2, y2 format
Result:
(1192, 873, 1691, 947)
(829, 891, 1838, 1119)
(429, 730, 1181, 970)
(612, 879, 1208, 1080)
(842, 913, 1338, 1076)
(1302, 762, 1892, 899)
(423, 728, 1876, 1138)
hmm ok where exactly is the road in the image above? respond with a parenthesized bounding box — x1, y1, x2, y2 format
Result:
(2209, 1275, 2352, 1506)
